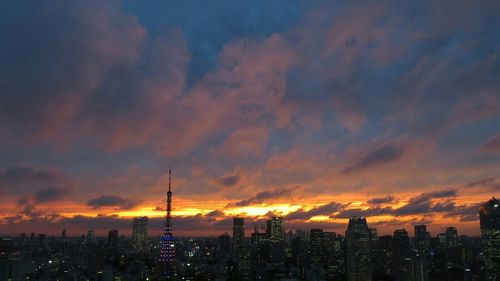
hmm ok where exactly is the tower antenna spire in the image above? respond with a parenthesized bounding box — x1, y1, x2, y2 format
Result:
(168, 166, 172, 192)
(160, 166, 175, 277)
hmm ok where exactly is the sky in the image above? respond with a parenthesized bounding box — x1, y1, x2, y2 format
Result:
(0, 0, 499, 237)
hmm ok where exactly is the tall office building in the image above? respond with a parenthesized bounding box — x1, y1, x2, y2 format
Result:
(218, 232, 231, 257)
(479, 197, 500, 281)
(443, 226, 459, 248)
(413, 225, 430, 281)
(310, 229, 324, 265)
(269, 217, 285, 242)
(233, 217, 245, 255)
(108, 229, 118, 248)
(414, 225, 430, 254)
(159, 169, 175, 278)
(392, 229, 413, 281)
(345, 217, 372, 281)
(86, 230, 95, 244)
(132, 217, 149, 252)
(61, 229, 66, 241)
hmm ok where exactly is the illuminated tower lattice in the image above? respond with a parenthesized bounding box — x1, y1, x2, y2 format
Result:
(159, 168, 175, 277)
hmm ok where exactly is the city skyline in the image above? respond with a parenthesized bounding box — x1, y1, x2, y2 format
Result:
(1, 0, 500, 238)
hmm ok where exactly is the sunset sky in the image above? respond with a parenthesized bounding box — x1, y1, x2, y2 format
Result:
(1, 0, 499, 237)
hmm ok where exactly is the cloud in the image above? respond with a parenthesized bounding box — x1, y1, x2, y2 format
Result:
(227, 186, 299, 207)
(213, 173, 241, 188)
(0, 167, 58, 183)
(34, 187, 70, 203)
(462, 178, 500, 193)
(220, 127, 270, 158)
(392, 189, 457, 216)
(367, 195, 395, 205)
(481, 133, 500, 153)
(87, 195, 140, 210)
(286, 201, 344, 221)
(335, 207, 393, 219)
(343, 144, 404, 174)
(0, 166, 72, 203)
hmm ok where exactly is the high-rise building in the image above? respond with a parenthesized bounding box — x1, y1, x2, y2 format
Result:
(414, 225, 430, 254)
(108, 229, 118, 248)
(218, 232, 231, 257)
(444, 226, 459, 248)
(269, 217, 285, 242)
(159, 169, 175, 277)
(345, 217, 372, 281)
(479, 197, 500, 281)
(392, 229, 413, 281)
(233, 217, 245, 255)
(61, 229, 66, 241)
(309, 229, 324, 265)
(413, 225, 430, 281)
(132, 217, 149, 252)
(86, 230, 94, 244)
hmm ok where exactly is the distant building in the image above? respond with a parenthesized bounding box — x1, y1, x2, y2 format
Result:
(413, 225, 430, 281)
(86, 230, 95, 244)
(218, 232, 231, 257)
(443, 226, 459, 248)
(345, 217, 372, 281)
(479, 197, 500, 281)
(414, 225, 430, 255)
(233, 217, 245, 255)
(108, 229, 119, 248)
(392, 229, 413, 281)
(309, 229, 324, 265)
(61, 229, 66, 241)
(269, 217, 285, 242)
(132, 217, 148, 252)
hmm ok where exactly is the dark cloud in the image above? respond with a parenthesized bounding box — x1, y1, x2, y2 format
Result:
(0, 166, 58, 183)
(343, 144, 404, 174)
(213, 173, 241, 188)
(481, 133, 500, 152)
(463, 178, 500, 193)
(367, 196, 395, 205)
(335, 207, 393, 219)
(0, 166, 72, 202)
(393, 189, 456, 216)
(87, 195, 140, 210)
(35, 187, 70, 203)
(286, 201, 344, 221)
(228, 186, 298, 207)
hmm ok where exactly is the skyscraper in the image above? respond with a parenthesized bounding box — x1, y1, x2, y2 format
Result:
(233, 217, 245, 255)
(132, 217, 148, 252)
(413, 225, 430, 281)
(392, 229, 413, 281)
(345, 217, 372, 281)
(309, 229, 325, 265)
(108, 229, 118, 248)
(159, 169, 175, 278)
(414, 225, 430, 255)
(269, 217, 285, 242)
(479, 197, 500, 281)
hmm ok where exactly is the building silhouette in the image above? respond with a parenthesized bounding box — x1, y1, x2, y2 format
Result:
(479, 197, 500, 281)
(132, 217, 148, 252)
(392, 229, 413, 281)
(345, 217, 372, 281)
(232, 217, 245, 255)
(108, 229, 118, 248)
(269, 217, 285, 242)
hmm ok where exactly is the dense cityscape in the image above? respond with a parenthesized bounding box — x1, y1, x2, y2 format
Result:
(1, 183, 498, 281)
(2, 1, 500, 281)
